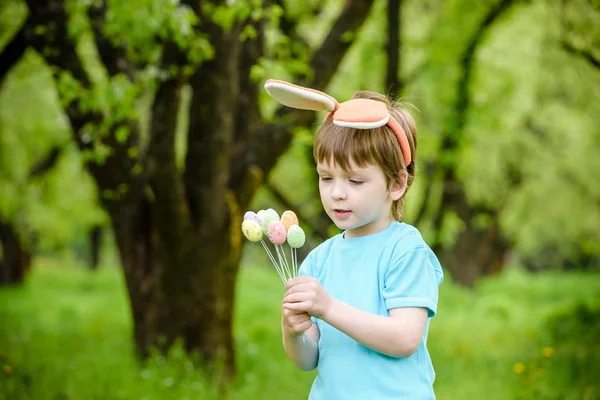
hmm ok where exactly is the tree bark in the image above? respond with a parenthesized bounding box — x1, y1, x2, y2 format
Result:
(88, 225, 102, 270)
(386, 0, 402, 95)
(0, 219, 31, 286)
(0, 18, 28, 86)
(562, 41, 600, 70)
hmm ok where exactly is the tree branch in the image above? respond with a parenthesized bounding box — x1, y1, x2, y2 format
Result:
(310, 0, 376, 90)
(87, 0, 132, 77)
(431, 0, 517, 242)
(185, 19, 242, 228)
(24, 0, 89, 86)
(411, 161, 435, 228)
(230, 0, 378, 205)
(385, 0, 402, 95)
(0, 18, 28, 86)
(233, 12, 265, 145)
(146, 19, 197, 249)
(562, 41, 600, 70)
(147, 77, 191, 237)
(25, 0, 144, 214)
(28, 146, 62, 178)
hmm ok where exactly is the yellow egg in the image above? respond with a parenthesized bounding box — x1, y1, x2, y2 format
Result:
(241, 220, 263, 242)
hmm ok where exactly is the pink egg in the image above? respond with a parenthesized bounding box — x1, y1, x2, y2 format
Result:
(281, 210, 299, 231)
(268, 221, 287, 245)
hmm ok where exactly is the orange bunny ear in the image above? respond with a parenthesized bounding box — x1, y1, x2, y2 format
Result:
(264, 79, 339, 112)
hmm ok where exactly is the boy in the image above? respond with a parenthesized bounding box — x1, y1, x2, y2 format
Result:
(265, 80, 444, 399)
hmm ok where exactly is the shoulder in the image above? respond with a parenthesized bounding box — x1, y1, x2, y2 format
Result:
(385, 222, 444, 283)
(386, 222, 429, 253)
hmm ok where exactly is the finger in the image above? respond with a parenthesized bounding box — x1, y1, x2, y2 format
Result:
(289, 280, 322, 292)
(291, 320, 313, 333)
(283, 292, 309, 304)
(282, 307, 307, 318)
(283, 301, 311, 312)
(289, 312, 312, 323)
(284, 283, 319, 297)
(285, 276, 317, 290)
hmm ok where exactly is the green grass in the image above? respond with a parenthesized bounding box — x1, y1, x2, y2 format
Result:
(0, 259, 599, 399)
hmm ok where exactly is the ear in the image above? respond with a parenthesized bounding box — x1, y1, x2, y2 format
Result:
(264, 79, 338, 112)
(389, 170, 408, 201)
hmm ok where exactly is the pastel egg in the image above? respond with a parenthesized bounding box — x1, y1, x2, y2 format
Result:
(287, 224, 306, 248)
(261, 213, 278, 235)
(268, 221, 287, 245)
(241, 220, 263, 242)
(243, 211, 261, 224)
(244, 211, 258, 222)
(256, 209, 267, 223)
(266, 208, 280, 220)
(281, 210, 299, 231)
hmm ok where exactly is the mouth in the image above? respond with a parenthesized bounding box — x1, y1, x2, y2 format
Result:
(333, 209, 351, 218)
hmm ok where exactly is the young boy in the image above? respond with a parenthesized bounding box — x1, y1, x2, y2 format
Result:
(265, 80, 444, 399)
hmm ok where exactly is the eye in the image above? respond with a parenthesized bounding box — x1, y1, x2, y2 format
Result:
(320, 176, 332, 182)
(349, 179, 364, 185)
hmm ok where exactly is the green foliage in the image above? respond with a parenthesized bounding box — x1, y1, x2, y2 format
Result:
(1, 0, 599, 275)
(1, 261, 599, 399)
(0, 52, 106, 252)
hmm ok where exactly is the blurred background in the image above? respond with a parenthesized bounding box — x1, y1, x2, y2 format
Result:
(1, 0, 599, 399)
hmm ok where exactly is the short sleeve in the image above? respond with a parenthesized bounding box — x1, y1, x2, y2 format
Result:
(383, 247, 440, 318)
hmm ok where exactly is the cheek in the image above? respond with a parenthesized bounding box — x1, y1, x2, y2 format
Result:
(318, 185, 328, 200)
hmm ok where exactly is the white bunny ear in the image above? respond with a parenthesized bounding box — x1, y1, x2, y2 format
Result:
(264, 79, 338, 112)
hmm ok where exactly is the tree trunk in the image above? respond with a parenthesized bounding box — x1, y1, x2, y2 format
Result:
(106, 194, 242, 380)
(436, 181, 509, 287)
(0, 219, 31, 286)
(88, 225, 102, 270)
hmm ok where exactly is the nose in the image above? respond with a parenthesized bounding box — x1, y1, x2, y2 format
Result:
(330, 181, 347, 201)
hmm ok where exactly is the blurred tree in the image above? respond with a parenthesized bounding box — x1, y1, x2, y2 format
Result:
(0, 145, 66, 286)
(1, 0, 377, 378)
(0, 219, 31, 285)
(427, 0, 518, 287)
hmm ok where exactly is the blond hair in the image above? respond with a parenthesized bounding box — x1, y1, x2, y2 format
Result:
(313, 91, 417, 220)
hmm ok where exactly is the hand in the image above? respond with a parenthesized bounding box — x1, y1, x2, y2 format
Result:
(283, 276, 332, 319)
(281, 308, 312, 337)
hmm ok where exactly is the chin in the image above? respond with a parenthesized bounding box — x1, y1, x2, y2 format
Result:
(335, 221, 363, 232)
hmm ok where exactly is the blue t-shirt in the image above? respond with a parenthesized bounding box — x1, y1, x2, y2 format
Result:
(299, 221, 444, 400)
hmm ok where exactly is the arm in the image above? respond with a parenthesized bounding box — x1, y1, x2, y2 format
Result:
(283, 277, 429, 358)
(281, 309, 320, 371)
(322, 300, 427, 358)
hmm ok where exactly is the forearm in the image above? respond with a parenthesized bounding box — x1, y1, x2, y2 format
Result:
(322, 298, 420, 358)
(282, 324, 319, 371)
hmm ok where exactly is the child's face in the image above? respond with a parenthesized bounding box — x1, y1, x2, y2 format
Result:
(317, 159, 404, 238)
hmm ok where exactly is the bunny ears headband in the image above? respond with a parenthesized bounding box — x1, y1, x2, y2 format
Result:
(264, 79, 412, 166)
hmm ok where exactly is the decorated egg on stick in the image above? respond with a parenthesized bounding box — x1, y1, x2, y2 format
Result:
(287, 224, 305, 277)
(241, 220, 263, 242)
(281, 210, 299, 231)
(266, 208, 280, 220)
(287, 224, 306, 248)
(256, 209, 267, 223)
(261, 213, 278, 235)
(268, 221, 287, 245)
(243, 211, 261, 225)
